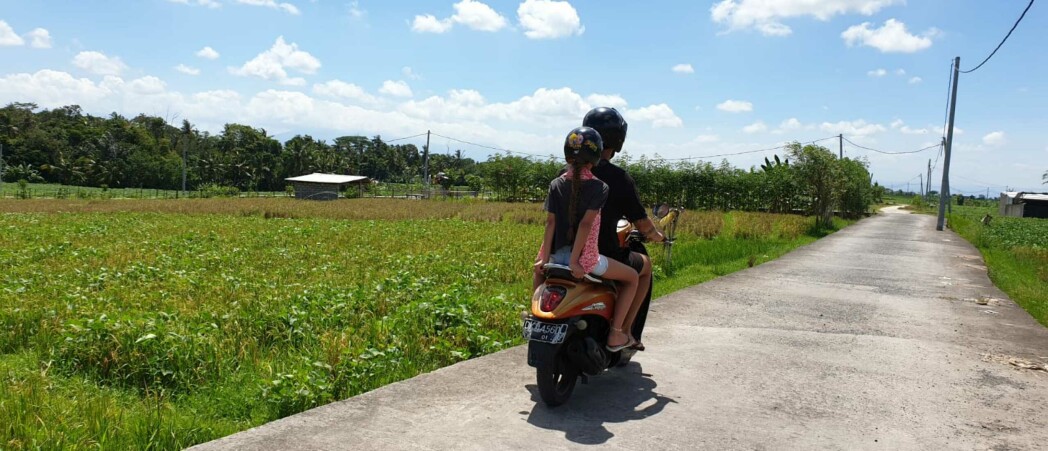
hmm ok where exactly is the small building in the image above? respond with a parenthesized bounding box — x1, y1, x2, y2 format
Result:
(999, 192, 1048, 219)
(285, 173, 370, 200)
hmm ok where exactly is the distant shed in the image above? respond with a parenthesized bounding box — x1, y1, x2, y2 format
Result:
(285, 173, 370, 200)
(999, 192, 1048, 219)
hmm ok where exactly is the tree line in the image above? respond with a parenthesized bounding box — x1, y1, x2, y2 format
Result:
(0, 103, 878, 220)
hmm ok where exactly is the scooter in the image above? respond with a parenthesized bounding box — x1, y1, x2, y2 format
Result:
(523, 206, 681, 407)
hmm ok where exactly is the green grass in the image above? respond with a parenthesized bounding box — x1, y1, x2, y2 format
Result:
(0, 198, 847, 449)
(0, 182, 290, 200)
(943, 205, 1048, 326)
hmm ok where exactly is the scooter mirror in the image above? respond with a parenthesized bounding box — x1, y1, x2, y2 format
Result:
(654, 204, 670, 219)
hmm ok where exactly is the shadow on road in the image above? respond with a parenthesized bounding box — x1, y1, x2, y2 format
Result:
(523, 362, 677, 445)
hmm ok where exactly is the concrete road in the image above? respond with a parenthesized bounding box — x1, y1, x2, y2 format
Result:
(191, 207, 1048, 450)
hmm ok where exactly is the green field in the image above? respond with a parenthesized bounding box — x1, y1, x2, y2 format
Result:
(0, 198, 846, 449)
(943, 205, 1048, 326)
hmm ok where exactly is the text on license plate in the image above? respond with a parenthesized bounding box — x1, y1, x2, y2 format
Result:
(522, 319, 568, 344)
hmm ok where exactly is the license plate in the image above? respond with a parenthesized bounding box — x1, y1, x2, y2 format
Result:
(523, 319, 568, 344)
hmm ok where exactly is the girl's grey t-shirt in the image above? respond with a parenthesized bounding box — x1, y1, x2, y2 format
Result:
(543, 177, 609, 253)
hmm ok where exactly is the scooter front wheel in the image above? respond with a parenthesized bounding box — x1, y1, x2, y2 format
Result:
(536, 362, 578, 407)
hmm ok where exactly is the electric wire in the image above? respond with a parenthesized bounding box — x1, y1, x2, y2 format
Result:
(429, 132, 553, 159)
(842, 137, 941, 155)
(960, 0, 1036, 74)
(383, 132, 428, 143)
(660, 135, 838, 161)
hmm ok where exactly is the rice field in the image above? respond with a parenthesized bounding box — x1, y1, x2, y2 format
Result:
(0, 198, 845, 449)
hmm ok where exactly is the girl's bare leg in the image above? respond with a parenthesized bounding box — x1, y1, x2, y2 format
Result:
(600, 259, 638, 348)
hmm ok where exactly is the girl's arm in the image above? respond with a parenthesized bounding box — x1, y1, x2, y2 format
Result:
(535, 213, 556, 274)
(569, 209, 599, 278)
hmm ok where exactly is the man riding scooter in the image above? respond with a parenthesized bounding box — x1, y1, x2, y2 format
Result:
(582, 107, 665, 352)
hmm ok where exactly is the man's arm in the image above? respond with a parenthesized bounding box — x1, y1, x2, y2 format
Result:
(634, 217, 665, 243)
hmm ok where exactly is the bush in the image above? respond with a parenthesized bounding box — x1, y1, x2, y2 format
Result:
(198, 183, 241, 198)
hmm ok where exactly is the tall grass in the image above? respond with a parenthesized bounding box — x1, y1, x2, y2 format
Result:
(0, 198, 847, 449)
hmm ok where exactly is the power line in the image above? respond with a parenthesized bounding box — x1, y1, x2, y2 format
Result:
(384, 132, 429, 143)
(429, 132, 553, 159)
(660, 136, 838, 161)
(952, 173, 1007, 188)
(960, 0, 1036, 74)
(841, 136, 941, 155)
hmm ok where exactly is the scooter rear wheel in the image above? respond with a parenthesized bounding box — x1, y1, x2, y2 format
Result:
(536, 362, 578, 407)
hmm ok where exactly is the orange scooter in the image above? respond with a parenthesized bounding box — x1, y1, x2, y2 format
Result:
(524, 206, 681, 406)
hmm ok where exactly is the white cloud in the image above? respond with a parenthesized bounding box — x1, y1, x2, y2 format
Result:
(448, 89, 485, 106)
(585, 93, 628, 110)
(412, 14, 454, 33)
(841, 19, 939, 53)
(167, 0, 221, 8)
(631, 104, 683, 128)
(0, 70, 114, 106)
(411, 0, 507, 34)
(128, 76, 167, 95)
(379, 80, 413, 98)
(518, 0, 584, 39)
(0, 21, 25, 46)
(780, 118, 803, 130)
(175, 64, 201, 75)
(908, 76, 922, 84)
(694, 134, 720, 143)
(72, 51, 128, 76)
(867, 68, 887, 77)
(711, 0, 901, 36)
(894, 68, 906, 76)
(451, 0, 508, 32)
(26, 28, 51, 49)
(402, 66, 421, 80)
(197, 46, 220, 60)
(672, 64, 695, 74)
(348, 1, 366, 19)
(743, 121, 767, 134)
(230, 36, 320, 85)
(716, 99, 753, 113)
(891, 120, 928, 135)
(819, 119, 885, 136)
(235, 0, 300, 15)
(312, 79, 380, 105)
(983, 131, 1006, 146)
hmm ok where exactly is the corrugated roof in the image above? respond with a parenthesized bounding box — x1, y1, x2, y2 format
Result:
(1020, 193, 1048, 202)
(1003, 192, 1048, 202)
(284, 173, 369, 184)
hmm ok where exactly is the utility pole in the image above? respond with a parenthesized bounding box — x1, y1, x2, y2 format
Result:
(423, 130, 430, 198)
(919, 173, 924, 197)
(926, 159, 932, 197)
(181, 139, 187, 195)
(937, 57, 960, 231)
(838, 134, 843, 159)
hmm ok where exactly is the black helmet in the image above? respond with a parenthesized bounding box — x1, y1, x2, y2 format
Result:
(582, 107, 628, 153)
(563, 126, 603, 166)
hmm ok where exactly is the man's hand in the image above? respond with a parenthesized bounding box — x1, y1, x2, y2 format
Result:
(647, 230, 666, 243)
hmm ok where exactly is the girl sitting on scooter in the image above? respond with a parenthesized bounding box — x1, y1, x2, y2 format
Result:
(533, 126, 641, 352)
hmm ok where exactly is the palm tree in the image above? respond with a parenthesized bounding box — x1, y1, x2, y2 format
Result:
(1043, 169, 1047, 185)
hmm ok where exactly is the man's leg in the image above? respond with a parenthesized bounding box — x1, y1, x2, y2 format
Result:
(625, 248, 652, 343)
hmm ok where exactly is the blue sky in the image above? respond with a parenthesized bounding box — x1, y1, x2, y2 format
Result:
(1, 0, 1045, 193)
